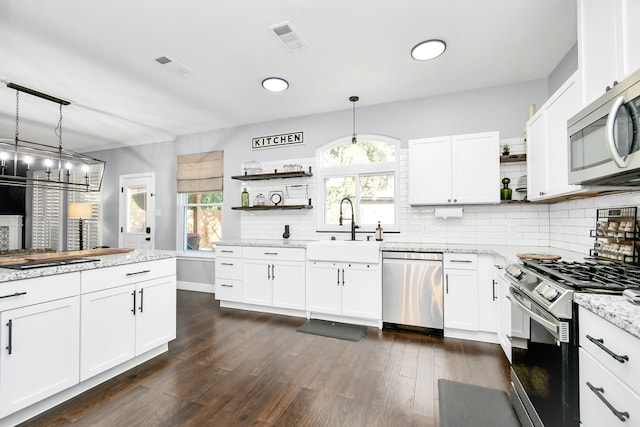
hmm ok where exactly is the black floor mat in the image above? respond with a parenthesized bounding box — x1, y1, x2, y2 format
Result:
(438, 379, 520, 427)
(296, 319, 367, 342)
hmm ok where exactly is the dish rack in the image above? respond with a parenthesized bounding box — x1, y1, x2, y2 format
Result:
(590, 206, 639, 264)
(284, 184, 309, 206)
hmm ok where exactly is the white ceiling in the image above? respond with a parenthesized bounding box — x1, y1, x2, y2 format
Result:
(0, 0, 577, 152)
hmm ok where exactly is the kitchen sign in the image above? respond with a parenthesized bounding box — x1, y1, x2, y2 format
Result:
(252, 132, 303, 150)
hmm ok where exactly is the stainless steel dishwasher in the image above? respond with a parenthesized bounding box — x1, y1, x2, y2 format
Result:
(382, 251, 443, 329)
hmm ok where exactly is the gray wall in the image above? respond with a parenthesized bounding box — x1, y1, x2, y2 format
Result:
(548, 43, 578, 97)
(91, 78, 547, 248)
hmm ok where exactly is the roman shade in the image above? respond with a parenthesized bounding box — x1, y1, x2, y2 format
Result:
(177, 150, 224, 193)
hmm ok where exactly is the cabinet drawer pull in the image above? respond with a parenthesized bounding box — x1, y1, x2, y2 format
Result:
(263, 252, 279, 255)
(219, 250, 234, 253)
(0, 291, 27, 299)
(586, 382, 630, 422)
(450, 259, 472, 263)
(6, 319, 12, 355)
(126, 269, 151, 277)
(220, 284, 234, 288)
(586, 335, 629, 363)
(221, 262, 234, 266)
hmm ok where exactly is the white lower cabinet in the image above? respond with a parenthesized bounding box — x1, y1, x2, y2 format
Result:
(0, 295, 80, 417)
(306, 261, 381, 320)
(80, 259, 177, 381)
(242, 247, 306, 310)
(579, 306, 640, 426)
(443, 254, 478, 331)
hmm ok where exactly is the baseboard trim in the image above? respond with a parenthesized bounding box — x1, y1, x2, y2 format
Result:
(177, 281, 214, 293)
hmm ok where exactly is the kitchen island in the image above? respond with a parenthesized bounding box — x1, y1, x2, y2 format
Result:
(0, 249, 177, 427)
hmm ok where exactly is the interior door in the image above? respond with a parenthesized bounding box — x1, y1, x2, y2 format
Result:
(119, 173, 155, 249)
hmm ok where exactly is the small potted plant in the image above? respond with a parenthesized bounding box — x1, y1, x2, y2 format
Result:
(502, 144, 510, 156)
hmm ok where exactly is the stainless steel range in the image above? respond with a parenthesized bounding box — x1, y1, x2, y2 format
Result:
(504, 258, 640, 427)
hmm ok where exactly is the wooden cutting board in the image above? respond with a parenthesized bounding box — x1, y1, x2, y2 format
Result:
(516, 253, 561, 261)
(0, 248, 134, 266)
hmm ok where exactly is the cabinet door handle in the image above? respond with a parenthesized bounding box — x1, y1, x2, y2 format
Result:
(492, 280, 497, 301)
(139, 288, 144, 313)
(337, 268, 340, 286)
(445, 274, 449, 293)
(0, 291, 27, 299)
(341, 268, 345, 286)
(131, 291, 136, 315)
(6, 319, 12, 355)
(126, 269, 151, 277)
(586, 382, 630, 422)
(271, 264, 275, 280)
(267, 264, 271, 279)
(586, 335, 629, 363)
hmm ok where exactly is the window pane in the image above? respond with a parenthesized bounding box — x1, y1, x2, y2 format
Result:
(184, 193, 222, 251)
(360, 174, 395, 224)
(324, 176, 355, 224)
(127, 187, 147, 233)
(323, 139, 396, 166)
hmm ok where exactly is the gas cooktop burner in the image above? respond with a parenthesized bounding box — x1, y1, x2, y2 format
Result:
(523, 259, 640, 292)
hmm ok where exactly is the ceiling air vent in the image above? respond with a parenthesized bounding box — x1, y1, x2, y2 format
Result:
(268, 21, 307, 52)
(153, 55, 193, 76)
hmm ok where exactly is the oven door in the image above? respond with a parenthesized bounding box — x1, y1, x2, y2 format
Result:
(510, 286, 579, 427)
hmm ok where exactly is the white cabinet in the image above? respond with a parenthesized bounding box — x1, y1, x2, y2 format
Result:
(409, 131, 500, 205)
(578, 0, 640, 106)
(0, 273, 81, 417)
(477, 255, 498, 334)
(527, 72, 583, 201)
(215, 246, 243, 302)
(443, 253, 478, 331)
(80, 259, 176, 381)
(579, 306, 640, 426)
(242, 247, 305, 310)
(495, 268, 512, 361)
(306, 261, 381, 321)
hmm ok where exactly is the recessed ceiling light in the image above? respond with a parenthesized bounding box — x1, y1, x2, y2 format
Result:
(411, 39, 446, 61)
(262, 77, 289, 92)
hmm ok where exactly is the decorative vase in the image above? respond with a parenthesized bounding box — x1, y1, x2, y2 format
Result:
(500, 177, 512, 200)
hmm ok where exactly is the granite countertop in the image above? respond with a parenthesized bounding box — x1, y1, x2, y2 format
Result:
(574, 293, 640, 340)
(215, 239, 584, 263)
(0, 249, 177, 283)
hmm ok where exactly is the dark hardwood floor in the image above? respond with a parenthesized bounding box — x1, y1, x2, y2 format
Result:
(21, 290, 510, 426)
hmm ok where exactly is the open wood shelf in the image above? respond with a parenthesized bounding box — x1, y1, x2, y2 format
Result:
(500, 154, 526, 163)
(231, 205, 313, 211)
(231, 169, 313, 181)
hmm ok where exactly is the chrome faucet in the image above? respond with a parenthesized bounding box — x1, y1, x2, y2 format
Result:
(339, 197, 359, 240)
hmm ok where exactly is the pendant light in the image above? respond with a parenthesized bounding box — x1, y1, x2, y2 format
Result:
(0, 83, 105, 192)
(349, 95, 359, 144)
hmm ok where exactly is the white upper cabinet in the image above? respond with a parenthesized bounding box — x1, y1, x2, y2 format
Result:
(527, 71, 582, 201)
(409, 131, 499, 205)
(579, 0, 640, 106)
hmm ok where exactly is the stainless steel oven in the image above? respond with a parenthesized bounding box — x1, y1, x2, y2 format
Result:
(505, 263, 579, 427)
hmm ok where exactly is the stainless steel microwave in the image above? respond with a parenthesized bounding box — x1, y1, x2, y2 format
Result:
(568, 68, 640, 186)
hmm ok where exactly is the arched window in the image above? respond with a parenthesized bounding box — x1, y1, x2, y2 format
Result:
(317, 135, 399, 233)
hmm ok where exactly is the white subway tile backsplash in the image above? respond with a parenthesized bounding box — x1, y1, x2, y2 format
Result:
(238, 153, 640, 253)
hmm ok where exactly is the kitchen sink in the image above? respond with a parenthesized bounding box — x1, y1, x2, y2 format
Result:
(306, 240, 381, 263)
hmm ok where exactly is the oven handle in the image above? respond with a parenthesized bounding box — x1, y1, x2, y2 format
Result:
(509, 287, 559, 336)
